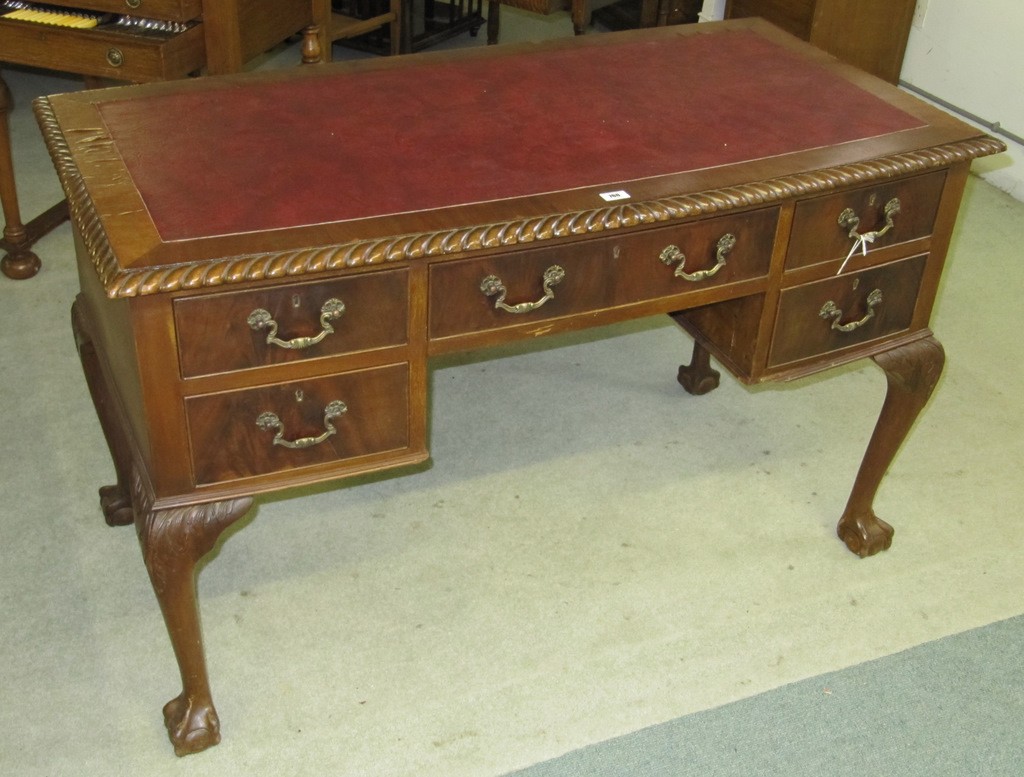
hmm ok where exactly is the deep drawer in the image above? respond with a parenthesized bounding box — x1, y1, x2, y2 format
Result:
(429, 207, 778, 341)
(0, 19, 205, 82)
(174, 269, 409, 378)
(185, 363, 412, 485)
(769, 254, 927, 367)
(786, 170, 946, 270)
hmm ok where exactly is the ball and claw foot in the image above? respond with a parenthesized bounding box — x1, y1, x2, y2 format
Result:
(99, 484, 134, 526)
(837, 510, 894, 558)
(677, 361, 720, 396)
(163, 693, 221, 757)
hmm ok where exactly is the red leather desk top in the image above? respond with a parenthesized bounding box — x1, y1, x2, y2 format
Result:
(96, 28, 923, 242)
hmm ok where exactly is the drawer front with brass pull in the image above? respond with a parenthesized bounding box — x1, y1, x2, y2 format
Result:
(185, 363, 412, 485)
(786, 171, 946, 270)
(0, 19, 205, 82)
(769, 254, 927, 367)
(429, 207, 778, 341)
(174, 269, 409, 378)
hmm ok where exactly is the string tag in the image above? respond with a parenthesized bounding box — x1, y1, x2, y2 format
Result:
(837, 232, 874, 275)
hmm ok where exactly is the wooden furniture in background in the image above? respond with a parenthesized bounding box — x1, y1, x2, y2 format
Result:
(304, 0, 404, 60)
(37, 20, 1001, 755)
(0, 0, 311, 279)
(725, 0, 917, 83)
(327, 0, 483, 54)
(486, 0, 589, 42)
(593, 0, 701, 33)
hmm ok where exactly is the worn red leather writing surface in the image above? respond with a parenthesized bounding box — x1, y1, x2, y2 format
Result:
(98, 30, 923, 241)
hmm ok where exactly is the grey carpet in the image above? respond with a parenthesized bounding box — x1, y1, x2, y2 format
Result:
(509, 614, 1024, 776)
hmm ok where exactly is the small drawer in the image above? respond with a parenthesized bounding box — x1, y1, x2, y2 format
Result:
(0, 20, 205, 82)
(769, 255, 927, 367)
(786, 171, 947, 270)
(174, 270, 409, 378)
(185, 364, 412, 486)
(429, 208, 777, 341)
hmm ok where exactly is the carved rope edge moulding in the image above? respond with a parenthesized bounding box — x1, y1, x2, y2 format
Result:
(34, 98, 1006, 299)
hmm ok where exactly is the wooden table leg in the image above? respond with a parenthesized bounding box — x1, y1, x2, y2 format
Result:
(677, 340, 721, 395)
(571, 0, 589, 35)
(72, 296, 136, 526)
(133, 471, 253, 757)
(0, 70, 42, 280)
(837, 336, 945, 557)
(75, 294, 254, 755)
(486, 0, 499, 44)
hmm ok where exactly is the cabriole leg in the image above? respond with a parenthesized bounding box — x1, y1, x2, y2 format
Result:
(837, 336, 945, 557)
(132, 472, 253, 756)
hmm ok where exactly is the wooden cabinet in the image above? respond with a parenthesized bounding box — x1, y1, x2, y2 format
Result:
(725, 0, 917, 83)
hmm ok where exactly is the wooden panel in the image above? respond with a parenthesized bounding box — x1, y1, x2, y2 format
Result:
(726, 0, 916, 83)
(807, 0, 916, 86)
(185, 363, 412, 485)
(429, 208, 778, 342)
(727, 0, 814, 38)
(672, 294, 766, 380)
(769, 254, 926, 367)
(174, 269, 409, 378)
(786, 171, 946, 271)
(203, 0, 310, 74)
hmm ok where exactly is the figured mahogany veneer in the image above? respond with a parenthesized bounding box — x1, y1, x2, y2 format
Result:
(174, 268, 410, 378)
(37, 21, 1003, 756)
(430, 207, 778, 347)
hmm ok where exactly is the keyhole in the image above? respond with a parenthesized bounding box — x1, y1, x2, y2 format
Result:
(851, 278, 860, 291)
(295, 389, 305, 403)
(292, 294, 302, 308)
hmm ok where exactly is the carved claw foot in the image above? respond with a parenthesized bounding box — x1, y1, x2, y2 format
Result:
(837, 510, 894, 558)
(99, 484, 133, 526)
(837, 336, 944, 557)
(163, 693, 221, 757)
(677, 360, 720, 395)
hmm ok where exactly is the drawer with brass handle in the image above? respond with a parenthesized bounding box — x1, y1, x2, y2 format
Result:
(786, 170, 947, 271)
(184, 363, 415, 486)
(174, 269, 409, 378)
(0, 14, 205, 82)
(429, 207, 778, 342)
(768, 254, 927, 368)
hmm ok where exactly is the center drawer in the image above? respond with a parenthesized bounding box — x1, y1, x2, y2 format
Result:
(429, 207, 778, 342)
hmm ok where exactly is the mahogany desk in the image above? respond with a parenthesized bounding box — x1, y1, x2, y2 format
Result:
(36, 20, 1002, 756)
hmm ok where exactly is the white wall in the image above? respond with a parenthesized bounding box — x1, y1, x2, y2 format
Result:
(901, 0, 1023, 200)
(699, 0, 1023, 200)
